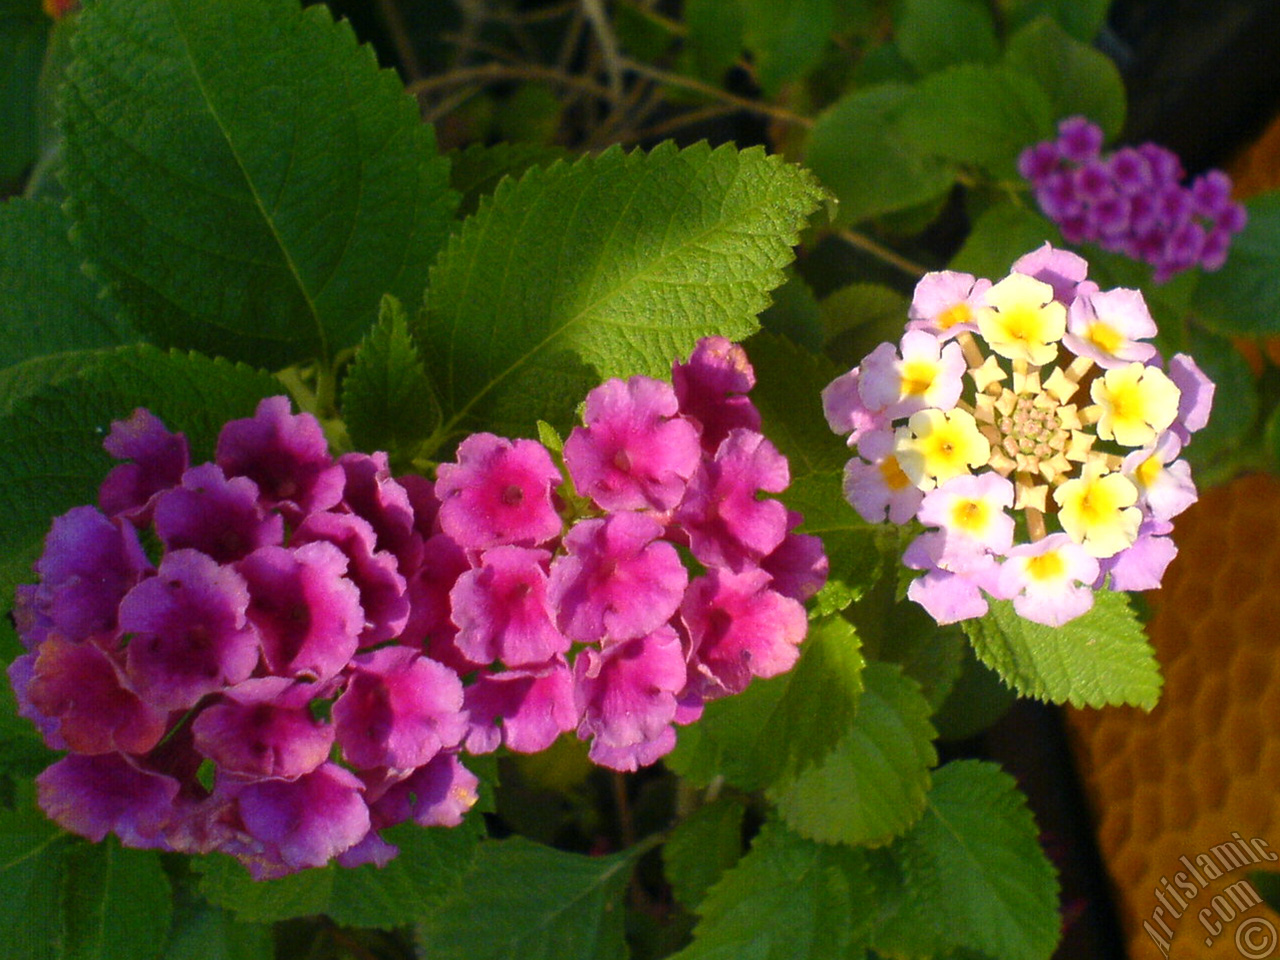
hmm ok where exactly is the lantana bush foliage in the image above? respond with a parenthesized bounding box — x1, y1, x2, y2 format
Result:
(4, 0, 1280, 958)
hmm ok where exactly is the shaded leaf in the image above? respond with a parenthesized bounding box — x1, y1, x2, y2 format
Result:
(1193, 191, 1280, 336)
(662, 797, 747, 909)
(64, 841, 172, 960)
(0, 0, 46, 181)
(420, 142, 825, 442)
(416, 837, 640, 960)
(0, 802, 68, 960)
(1003, 17, 1125, 139)
(61, 0, 457, 368)
(895, 0, 999, 76)
(770, 661, 936, 846)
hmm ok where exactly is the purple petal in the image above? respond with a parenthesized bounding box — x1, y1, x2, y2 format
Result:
(153, 463, 284, 563)
(99, 408, 189, 522)
(38, 753, 179, 848)
(451, 546, 567, 666)
(463, 661, 578, 754)
(435, 433, 563, 550)
(671, 337, 761, 452)
(192, 676, 334, 780)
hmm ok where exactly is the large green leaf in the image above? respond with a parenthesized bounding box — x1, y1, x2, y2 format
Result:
(739, 0, 835, 96)
(671, 819, 875, 960)
(804, 83, 957, 226)
(0, 802, 70, 960)
(872, 760, 1060, 960)
(420, 142, 825, 442)
(962, 591, 1162, 709)
(416, 838, 640, 960)
(1003, 17, 1126, 139)
(1002, 0, 1110, 42)
(770, 661, 936, 846)
(662, 797, 747, 909)
(61, 0, 457, 368)
(64, 841, 172, 960)
(1192, 191, 1280, 336)
(898, 63, 1055, 180)
(0, 198, 137, 369)
(164, 895, 272, 960)
(667, 616, 864, 790)
(196, 821, 480, 928)
(895, 0, 999, 76)
(0, 0, 46, 182)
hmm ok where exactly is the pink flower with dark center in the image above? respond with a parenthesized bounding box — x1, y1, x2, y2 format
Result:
(677, 430, 790, 571)
(435, 433, 563, 550)
(463, 661, 578, 754)
(120, 549, 259, 710)
(548, 513, 687, 643)
(38, 753, 179, 849)
(227, 762, 370, 879)
(22, 506, 149, 648)
(671, 336, 762, 452)
(681, 567, 806, 698)
(332, 647, 466, 771)
(450, 546, 567, 666)
(366, 753, 479, 829)
(192, 677, 335, 780)
(574, 626, 687, 772)
(564, 376, 700, 512)
(237, 542, 364, 682)
(153, 463, 284, 563)
(19, 638, 167, 755)
(293, 511, 409, 648)
(99, 408, 189, 522)
(215, 396, 345, 516)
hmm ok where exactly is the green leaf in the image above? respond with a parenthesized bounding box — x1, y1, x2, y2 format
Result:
(770, 661, 936, 846)
(745, 331, 847, 477)
(819, 282, 912, 370)
(420, 142, 825, 441)
(962, 591, 1162, 709)
(1002, 0, 1110, 42)
(667, 616, 864, 790)
(1192, 191, 1280, 336)
(64, 841, 172, 960)
(0, 802, 69, 960)
(671, 819, 875, 960)
(805, 84, 957, 225)
(0, 0, 46, 181)
(416, 837, 640, 960)
(931, 642, 1016, 741)
(341, 295, 441, 464)
(680, 0, 745, 83)
(164, 895, 272, 960)
(898, 63, 1055, 179)
(196, 821, 480, 927)
(448, 141, 568, 219)
(739, 0, 834, 96)
(0, 346, 281, 618)
(662, 797, 747, 909)
(1003, 17, 1126, 140)
(870, 607, 966, 711)
(948, 203, 1062, 278)
(895, 0, 999, 76)
(758, 269, 823, 352)
(0, 198, 137, 368)
(872, 760, 1060, 960)
(61, 0, 457, 368)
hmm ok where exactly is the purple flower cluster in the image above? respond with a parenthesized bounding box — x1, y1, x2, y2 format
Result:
(11, 338, 824, 875)
(823, 245, 1213, 627)
(430, 337, 825, 772)
(1019, 117, 1247, 283)
(12, 398, 478, 878)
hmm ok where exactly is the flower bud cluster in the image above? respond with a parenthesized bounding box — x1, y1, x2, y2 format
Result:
(11, 338, 823, 875)
(1019, 117, 1247, 283)
(823, 245, 1213, 627)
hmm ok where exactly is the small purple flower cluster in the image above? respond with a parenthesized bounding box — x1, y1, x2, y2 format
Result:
(1019, 117, 1247, 283)
(823, 245, 1213, 628)
(11, 338, 823, 876)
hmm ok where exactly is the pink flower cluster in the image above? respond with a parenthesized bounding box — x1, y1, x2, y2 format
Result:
(1019, 117, 1247, 282)
(823, 245, 1213, 628)
(10, 338, 823, 876)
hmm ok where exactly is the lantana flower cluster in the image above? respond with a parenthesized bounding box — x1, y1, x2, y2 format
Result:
(11, 338, 823, 876)
(823, 245, 1213, 628)
(1019, 116, 1247, 283)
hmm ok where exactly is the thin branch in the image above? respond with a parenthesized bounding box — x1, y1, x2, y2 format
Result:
(620, 58, 814, 128)
(581, 0, 623, 99)
(408, 62, 616, 105)
(374, 0, 423, 80)
(835, 227, 931, 279)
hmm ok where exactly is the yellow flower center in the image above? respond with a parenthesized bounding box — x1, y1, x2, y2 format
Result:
(1086, 321, 1124, 356)
(879, 455, 912, 492)
(900, 359, 939, 398)
(1090, 363, 1181, 448)
(950, 498, 990, 535)
(976, 274, 1066, 366)
(1054, 466, 1140, 557)
(897, 409, 991, 488)
(937, 302, 972, 330)
(1025, 550, 1066, 582)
